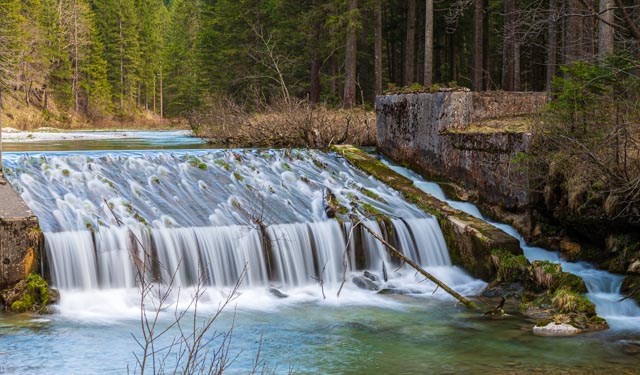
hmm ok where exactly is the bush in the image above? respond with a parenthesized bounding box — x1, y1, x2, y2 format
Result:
(188, 96, 376, 148)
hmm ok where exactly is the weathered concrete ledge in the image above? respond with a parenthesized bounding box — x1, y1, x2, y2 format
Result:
(0, 176, 41, 290)
(376, 91, 546, 209)
(331, 145, 522, 281)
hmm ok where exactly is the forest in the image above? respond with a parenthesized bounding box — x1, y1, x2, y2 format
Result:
(0, 0, 638, 124)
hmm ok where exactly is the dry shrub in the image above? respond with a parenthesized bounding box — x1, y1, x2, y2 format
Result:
(191, 97, 376, 148)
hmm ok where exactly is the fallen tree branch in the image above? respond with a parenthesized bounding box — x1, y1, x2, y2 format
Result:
(353, 215, 477, 309)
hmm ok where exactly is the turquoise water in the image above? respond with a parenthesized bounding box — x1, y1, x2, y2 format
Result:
(1, 131, 639, 374)
(1, 300, 639, 374)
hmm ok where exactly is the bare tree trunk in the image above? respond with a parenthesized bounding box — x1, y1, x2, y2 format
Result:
(502, 0, 515, 91)
(159, 66, 163, 118)
(119, 17, 124, 113)
(374, 0, 383, 95)
(635, 0, 640, 57)
(153, 75, 156, 114)
(424, 0, 433, 87)
(472, 0, 483, 91)
(513, 33, 521, 91)
(343, 0, 358, 109)
(449, 33, 457, 82)
(73, 0, 79, 113)
(513, 0, 521, 92)
(598, 0, 615, 59)
(565, 0, 585, 64)
(310, 0, 322, 105)
(358, 220, 477, 309)
(546, 0, 558, 92)
(404, 0, 417, 85)
(482, 0, 490, 90)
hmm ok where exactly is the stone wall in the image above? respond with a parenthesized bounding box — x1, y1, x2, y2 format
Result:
(376, 91, 544, 209)
(0, 182, 41, 290)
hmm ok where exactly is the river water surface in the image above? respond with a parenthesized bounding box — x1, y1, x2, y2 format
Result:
(0, 130, 639, 374)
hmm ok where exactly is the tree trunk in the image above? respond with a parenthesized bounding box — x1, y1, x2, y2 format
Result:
(502, 1, 513, 91)
(635, 0, 640, 57)
(449, 33, 457, 82)
(565, 0, 585, 64)
(310, 0, 321, 105)
(119, 17, 125, 113)
(598, 0, 615, 60)
(73, 0, 79, 113)
(482, 0, 490, 90)
(472, 0, 483, 91)
(159, 65, 163, 118)
(404, 0, 417, 85)
(374, 0, 383, 95)
(343, 0, 358, 109)
(423, 0, 433, 87)
(546, 0, 557, 92)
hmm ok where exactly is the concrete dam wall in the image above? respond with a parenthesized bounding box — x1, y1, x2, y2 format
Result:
(376, 91, 546, 209)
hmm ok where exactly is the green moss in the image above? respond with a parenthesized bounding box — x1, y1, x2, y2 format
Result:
(359, 187, 387, 203)
(9, 274, 52, 314)
(214, 159, 231, 171)
(359, 202, 379, 217)
(552, 287, 596, 317)
(187, 156, 203, 168)
(61, 169, 70, 177)
(491, 249, 529, 283)
(198, 163, 207, 170)
(528, 261, 587, 293)
(233, 172, 244, 182)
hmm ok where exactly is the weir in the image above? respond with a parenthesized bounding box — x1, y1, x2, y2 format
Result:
(3, 149, 463, 294)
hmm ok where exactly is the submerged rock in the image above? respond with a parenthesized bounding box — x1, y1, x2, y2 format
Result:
(352, 275, 380, 291)
(268, 287, 288, 299)
(533, 322, 581, 336)
(377, 288, 423, 295)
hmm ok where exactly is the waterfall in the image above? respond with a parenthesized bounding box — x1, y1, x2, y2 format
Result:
(5, 149, 470, 297)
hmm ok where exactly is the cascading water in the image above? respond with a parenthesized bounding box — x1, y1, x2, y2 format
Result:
(382, 158, 640, 331)
(3, 149, 483, 314)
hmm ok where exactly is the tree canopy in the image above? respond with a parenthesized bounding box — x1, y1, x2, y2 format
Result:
(0, 0, 638, 119)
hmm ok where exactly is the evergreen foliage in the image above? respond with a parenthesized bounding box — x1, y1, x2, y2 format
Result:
(0, 0, 638, 120)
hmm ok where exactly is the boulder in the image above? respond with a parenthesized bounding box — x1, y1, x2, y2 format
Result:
(268, 287, 288, 299)
(533, 322, 581, 336)
(363, 271, 380, 282)
(352, 275, 380, 291)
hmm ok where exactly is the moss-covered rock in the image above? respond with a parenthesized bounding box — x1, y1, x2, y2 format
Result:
(525, 260, 587, 293)
(490, 249, 529, 283)
(1, 273, 58, 314)
(551, 287, 596, 316)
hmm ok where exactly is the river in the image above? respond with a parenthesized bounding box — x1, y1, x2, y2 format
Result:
(0, 130, 638, 374)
